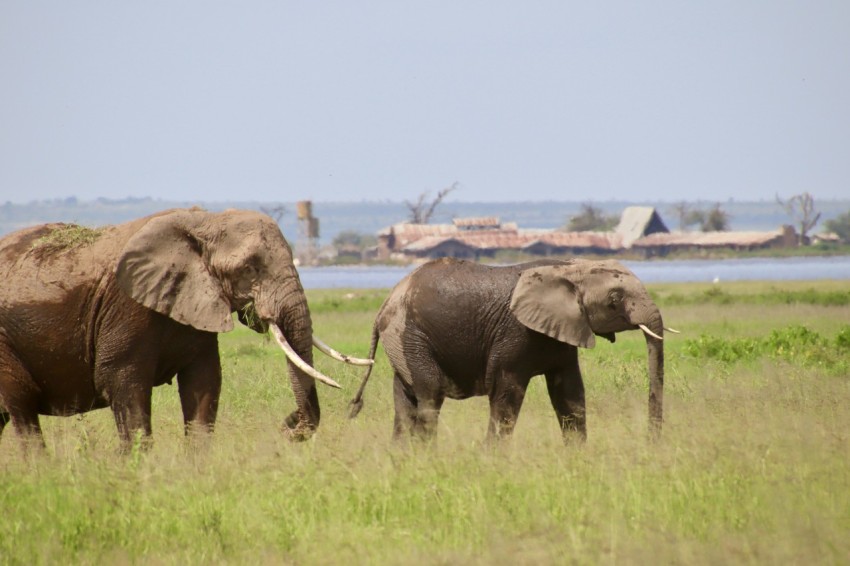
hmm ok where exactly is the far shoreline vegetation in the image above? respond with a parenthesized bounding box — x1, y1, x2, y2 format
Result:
(323, 240, 850, 267)
(2, 193, 849, 265)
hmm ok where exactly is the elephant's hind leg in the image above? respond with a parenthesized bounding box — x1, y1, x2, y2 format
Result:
(392, 371, 445, 443)
(411, 394, 444, 442)
(0, 343, 45, 446)
(392, 372, 418, 441)
(0, 411, 38, 448)
(408, 359, 447, 442)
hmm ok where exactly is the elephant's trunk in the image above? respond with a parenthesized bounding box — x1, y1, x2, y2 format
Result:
(270, 274, 322, 441)
(639, 312, 664, 440)
(646, 331, 664, 438)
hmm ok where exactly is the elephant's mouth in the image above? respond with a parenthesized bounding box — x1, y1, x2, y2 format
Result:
(237, 302, 269, 333)
(596, 331, 616, 343)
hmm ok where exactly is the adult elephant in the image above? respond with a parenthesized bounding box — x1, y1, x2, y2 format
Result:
(0, 208, 370, 449)
(349, 257, 673, 442)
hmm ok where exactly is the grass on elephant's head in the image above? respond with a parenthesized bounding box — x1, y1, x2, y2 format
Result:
(30, 223, 104, 252)
(2, 281, 850, 564)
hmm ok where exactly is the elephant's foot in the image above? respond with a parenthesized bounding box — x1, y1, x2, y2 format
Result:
(558, 414, 587, 444)
(0, 412, 9, 439)
(117, 430, 154, 456)
(282, 411, 316, 442)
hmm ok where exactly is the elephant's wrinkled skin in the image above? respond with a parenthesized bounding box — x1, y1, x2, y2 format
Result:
(0, 208, 351, 449)
(350, 257, 666, 442)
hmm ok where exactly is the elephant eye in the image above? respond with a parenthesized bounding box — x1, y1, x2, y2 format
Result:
(242, 254, 264, 274)
(608, 289, 624, 309)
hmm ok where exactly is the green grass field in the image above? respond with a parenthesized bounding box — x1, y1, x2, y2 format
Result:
(2, 280, 849, 565)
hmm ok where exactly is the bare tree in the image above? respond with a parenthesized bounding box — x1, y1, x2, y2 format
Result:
(668, 202, 693, 231)
(679, 203, 730, 232)
(405, 182, 459, 224)
(776, 192, 821, 245)
(685, 209, 706, 230)
(260, 205, 288, 225)
(700, 203, 731, 232)
(824, 210, 850, 243)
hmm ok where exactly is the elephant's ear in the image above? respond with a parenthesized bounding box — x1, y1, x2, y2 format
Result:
(509, 265, 595, 348)
(115, 211, 234, 333)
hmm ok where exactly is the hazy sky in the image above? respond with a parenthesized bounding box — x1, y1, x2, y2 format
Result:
(1, 2, 848, 204)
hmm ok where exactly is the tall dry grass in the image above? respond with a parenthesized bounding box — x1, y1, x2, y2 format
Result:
(1, 281, 848, 565)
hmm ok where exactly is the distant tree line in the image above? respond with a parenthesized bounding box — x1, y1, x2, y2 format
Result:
(564, 202, 731, 233)
(825, 211, 850, 243)
(563, 204, 619, 232)
(666, 202, 731, 232)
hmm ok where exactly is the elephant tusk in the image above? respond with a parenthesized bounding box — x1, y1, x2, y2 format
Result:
(269, 324, 342, 389)
(638, 324, 664, 341)
(312, 335, 374, 366)
(664, 326, 681, 334)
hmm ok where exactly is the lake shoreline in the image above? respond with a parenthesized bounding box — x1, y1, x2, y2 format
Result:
(297, 255, 850, 289)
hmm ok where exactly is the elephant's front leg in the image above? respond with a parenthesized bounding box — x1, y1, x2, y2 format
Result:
(177, 352, 222, 437)
(109, 380, 154, 452)
(545, 353, 586, 442)
(96, 338, 157, 451)
(486, 371, 530, 441)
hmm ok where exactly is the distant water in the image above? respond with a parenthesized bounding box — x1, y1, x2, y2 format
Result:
(298, 256, 850, 289)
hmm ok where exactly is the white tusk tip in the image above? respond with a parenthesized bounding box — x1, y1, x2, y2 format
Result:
(312, 336, 375, 366)
(638, 324, 664, 341)
(271, 325, 343, 389)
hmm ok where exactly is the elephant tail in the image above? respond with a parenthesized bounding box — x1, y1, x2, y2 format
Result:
(347, 321, 381, 419)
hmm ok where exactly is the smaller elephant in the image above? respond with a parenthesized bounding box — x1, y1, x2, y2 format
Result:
(349, 258, 674, 443)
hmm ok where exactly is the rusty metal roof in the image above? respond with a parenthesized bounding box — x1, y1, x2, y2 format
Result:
(400, 229, 623, 253)
(459, 232, 531, 250)
(402, 236, 472, 252)
(380, 222, 460, 247)
(452, 217, 501, 228)
(384, 215, 790, 256)
(528, 231, 623, 249)
(633, 229, 785, 247)
(402, 233, 522, 252)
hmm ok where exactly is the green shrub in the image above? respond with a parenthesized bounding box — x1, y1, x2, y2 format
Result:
(763, 325, 823, 349)
(682, 334, 760, 363)
(836, 326, 850, 351)
(683, 325, 849, 374)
